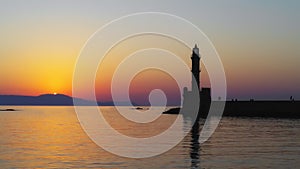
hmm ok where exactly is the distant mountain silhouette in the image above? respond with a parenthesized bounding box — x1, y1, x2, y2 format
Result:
(0, 94, 135, 106)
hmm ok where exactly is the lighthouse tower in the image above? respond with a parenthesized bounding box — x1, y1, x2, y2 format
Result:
(182, 44, 211, 115)
(191, 44, 201, 92)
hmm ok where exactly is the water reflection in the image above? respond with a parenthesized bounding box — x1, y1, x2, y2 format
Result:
(1, 106, 299, 168)
(182, 114, 201, 169)
(190, 120, 201, 168)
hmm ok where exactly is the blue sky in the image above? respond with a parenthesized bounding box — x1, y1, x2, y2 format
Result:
(0, 0, 299, 100)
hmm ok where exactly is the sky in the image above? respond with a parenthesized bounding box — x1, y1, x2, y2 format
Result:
(0, 0, 299, 102)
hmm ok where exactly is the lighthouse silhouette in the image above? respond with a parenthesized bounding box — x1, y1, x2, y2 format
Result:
(191, 44, 200, 92)
(182, 44, 211, 116)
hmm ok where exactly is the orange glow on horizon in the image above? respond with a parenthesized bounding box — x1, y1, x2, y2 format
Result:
(94, 34, 192, 102)
(129, 69, 181, 105)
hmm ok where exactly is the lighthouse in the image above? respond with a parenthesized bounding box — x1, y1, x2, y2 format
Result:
(191, 44, 201, 92)
(182, 44, 211, 114)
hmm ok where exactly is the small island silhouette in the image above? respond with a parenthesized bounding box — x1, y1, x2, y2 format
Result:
(0, 108, 16, 111)
(163, 45, 300, 118)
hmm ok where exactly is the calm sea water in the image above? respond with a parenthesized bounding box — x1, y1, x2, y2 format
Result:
(0, 106, 299, 168)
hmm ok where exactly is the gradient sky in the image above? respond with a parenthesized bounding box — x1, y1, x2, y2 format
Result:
(0, 0, 299, 101)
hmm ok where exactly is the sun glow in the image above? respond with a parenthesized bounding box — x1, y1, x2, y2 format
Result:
(53, 92, 57, 95)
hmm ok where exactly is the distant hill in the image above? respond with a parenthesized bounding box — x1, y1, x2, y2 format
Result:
(0, 94, 133, 106)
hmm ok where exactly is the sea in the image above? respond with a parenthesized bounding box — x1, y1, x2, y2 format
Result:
(0, 106, 299, 168)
